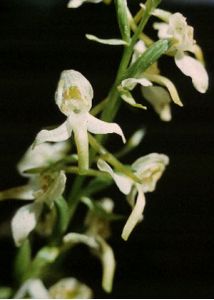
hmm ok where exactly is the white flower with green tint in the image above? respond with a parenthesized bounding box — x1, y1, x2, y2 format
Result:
(34, 70, 125, 171)
(11, 170, 66, 247)
(63, 198, 116, 293)
(119, 40, 183, 121)
(97, 153, 169, 240)
(0, 143, 67, 246)
(154, 12, 209, 93)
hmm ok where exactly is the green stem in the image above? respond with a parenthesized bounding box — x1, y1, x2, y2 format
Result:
(89, 135, 141, 184)
(65, 166, 109, 178)
(67, 0, 159, 223)
(100, 0, 155, 123)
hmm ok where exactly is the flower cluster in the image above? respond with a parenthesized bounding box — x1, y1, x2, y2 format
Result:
(0, 0, 209, 297)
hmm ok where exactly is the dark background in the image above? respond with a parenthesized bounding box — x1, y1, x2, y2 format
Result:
(0, 0, 214, 298)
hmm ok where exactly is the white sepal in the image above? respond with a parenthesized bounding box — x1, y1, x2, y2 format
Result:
(142, 73, 183, 106)
(175, 52, 209, 93)
(63, 232, 98, 249)
(17, 142, 69, 176)
(34, 119, 72, 146)
(118, 87, 147, 110)
(97, 159, 132, 195)
(67, 0, 102, 8)
(11, 202, 43, 247)
(142, 86, 172, 121)
(121, 185, 146, 241)
(86, 34, 128, 45)
(121, 77, 152, 91)
(0, 185, 35, 201)
(87, 113, 126, 143)
(97, 237, 116, 293)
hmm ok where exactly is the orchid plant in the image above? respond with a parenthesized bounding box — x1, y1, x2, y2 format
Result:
(0, 0, 208, 298)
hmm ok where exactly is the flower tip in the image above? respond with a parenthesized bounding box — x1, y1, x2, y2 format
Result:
(121, 231, 129, 241)
(121, 132, 126, 144)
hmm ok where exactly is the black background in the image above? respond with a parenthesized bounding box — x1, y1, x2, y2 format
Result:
(0, 0, 214, 298)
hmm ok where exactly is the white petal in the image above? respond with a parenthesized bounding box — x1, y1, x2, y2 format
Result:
(131, 40, 147, 65)
(142, 86, 172, 121)
(17, 141, 70, 176)
(14, 279, 50, 299)
(11, 202, 43, 247)
(143, 73, 183, 106)
(97, 237, 116, 293)
(118, 86, 147, 110)
(67, 0, 85, 8)
(34, 119, 72, 146)
(67, 0, 102, 8)
(86, 34, 127, 45)
(121, 77, 152, 91)
(87, 113, 126, 143)
(97, 159, 132, 195)
(63, 232, 98, 249)
(122, 185, 146, 241)
(0, 185, 35, 201)
(175, 52, 209, 93)
(153, 22, 171, 39)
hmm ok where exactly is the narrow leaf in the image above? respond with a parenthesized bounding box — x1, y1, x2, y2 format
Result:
(14, 239, 31, 283)
(115, 0, 130, 43)
(54, 196, 70, 235)
(124, 39, 169, 78)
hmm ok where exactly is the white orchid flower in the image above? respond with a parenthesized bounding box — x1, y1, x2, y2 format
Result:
(154, 12, 209, 93)
(0, 143, 68, 246)
(11, 170, 66, 246)
(34, 70, 125, 172)
(97, 153, 169, 240)
(120, 40, 183, 121)
(63, 198, 116, 293)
